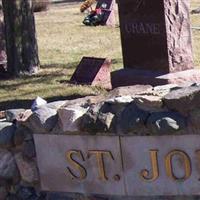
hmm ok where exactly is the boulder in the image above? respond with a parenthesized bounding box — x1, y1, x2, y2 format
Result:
(0, 149, 19, 181)
(188, 109, 200, 129)
(22, 140, 36, 159)
(119, 103, 149, 134)
(16, 186, 39, 200)
(14, 125, 33, 146)
(58, 106, 88, 133)
(0, 122, 16, 148)
(80, 103, 104, 133)
(108, 85, 153, 98)
(46, 101, 66, 110)
(15, 153, 39, 184)
(5, 109, 25, 122)
(106, 96, 133, 104)
(147, 112, 186, 135)
(27, 106, 58, 134)
(153, 84, 180, 96)
(0, 186, 8, 200)
(134, 94, 163, 112)
(163, 86, 200, 115)
(80, 103, 115, 133)
(31, 96, 47, 111)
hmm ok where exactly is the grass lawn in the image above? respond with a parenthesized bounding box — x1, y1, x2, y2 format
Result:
(0, 1, 200, 110)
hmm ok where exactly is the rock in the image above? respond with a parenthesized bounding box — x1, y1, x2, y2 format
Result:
(119, 103, 149, 134)
(153, 84, 180, 96)
(147, 112, 186, 135)
(22, 140, 36, 159)
(163, 86, 200, 115)
(31, 96, 47, 111)
(14, 126, 33, 146)
(27, 106, 58, 134)
(15, 110, 32, 123)
(15, 153, 39, 184)
(106, 96, 133, 104)
(80, 103, 103, 133)
(0, 122, 16, 148)
(5, 109, 25, 122)
(134, 95, 163, 112)
(16, 186, 38, 200)
(80, 103, 115, 133)
(0, 186, 8, 200)
(46, 101, 66, 110)
(62, 95, 105, 108)
(0, 111, 5, 119)
(188, 109, 200, 129)
(58, 106, 88, 133)
(108, 85, 153, 98)
(97, 112, 115, 132)
(0, 149, 19, 181)
(6, 194, 19, 200)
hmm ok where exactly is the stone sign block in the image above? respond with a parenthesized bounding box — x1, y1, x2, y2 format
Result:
(121, 135, 200, 196)
(118, 0, 193, 72)
(34, 135, 125, 195)
(34, 134, 200, 196)
(70, 57, 111, 89)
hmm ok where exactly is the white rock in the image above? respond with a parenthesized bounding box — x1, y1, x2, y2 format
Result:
(134, 95, 164, 112)
(58, 106, 88, 132)
(31, 96, 47, 111)
(106, 96, 133, 104)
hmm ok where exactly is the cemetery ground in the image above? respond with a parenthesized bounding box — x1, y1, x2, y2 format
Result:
(0, 1, 200, 110)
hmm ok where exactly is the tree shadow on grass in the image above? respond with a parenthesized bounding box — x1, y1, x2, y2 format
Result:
(40, 62, 79, 70)
(0, 94, 90, 110)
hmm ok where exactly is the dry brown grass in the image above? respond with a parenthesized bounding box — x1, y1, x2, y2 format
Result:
(0, 2, 200, 109)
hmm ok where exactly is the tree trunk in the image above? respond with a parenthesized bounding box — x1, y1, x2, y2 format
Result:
(2, 0, 39, 76)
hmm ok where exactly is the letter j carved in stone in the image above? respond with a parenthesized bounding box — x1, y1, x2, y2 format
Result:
(140, 150, 159, 182)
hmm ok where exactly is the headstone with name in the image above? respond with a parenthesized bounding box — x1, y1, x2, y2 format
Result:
(112, 0, 200, 87)
(70, 57, 112, 89)
(118, 0, 193, 72)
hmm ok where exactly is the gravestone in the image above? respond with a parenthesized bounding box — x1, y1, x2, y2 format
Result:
(118, 0, 193, 72)
(112, 0, 200, 87)
(95, 0, 116, 27)
(70, 57, 111, 89)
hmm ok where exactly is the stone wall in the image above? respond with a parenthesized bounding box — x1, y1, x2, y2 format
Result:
(1, 84, 200, 199)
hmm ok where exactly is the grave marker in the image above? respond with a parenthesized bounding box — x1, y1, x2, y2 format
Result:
(118, 0, 193, 72)
(70, 57, 111, 89)
(111, 0, 200, 87)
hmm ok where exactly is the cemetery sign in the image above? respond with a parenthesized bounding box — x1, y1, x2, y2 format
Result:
(34, 134, 200, 196)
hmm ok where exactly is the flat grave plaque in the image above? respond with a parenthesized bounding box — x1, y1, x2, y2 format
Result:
(70, 57, 111, 89)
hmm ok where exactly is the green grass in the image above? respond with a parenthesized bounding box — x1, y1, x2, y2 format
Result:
(0, 2, 200, 110)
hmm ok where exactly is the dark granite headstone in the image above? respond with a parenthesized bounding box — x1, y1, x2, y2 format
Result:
(70, 57, 111, 89)
(118, 0, 193, 72)
(111, 0, 200, 88)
